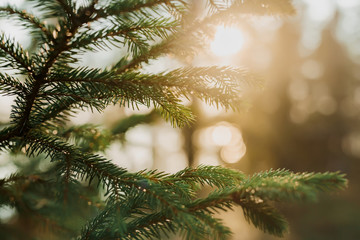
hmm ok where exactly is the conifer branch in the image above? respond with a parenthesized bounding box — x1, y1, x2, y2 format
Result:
(0, 173, 46, 206)
(111, 111, 157, 135)
(0, 34, 33, 74)
(13, 3, 98, 136)
(165, 165, 246, 188)
(208, 0, 224, 12)
(57, 124, 112, 152)
(98, 0, 186, 19)
(31, 97, 80, 128)
(0, 73, 27, 96)
(113, 0, 295, 74)
(78, 205, 116, 240)
(242, 169, 348, 202)
(185, 189, 288, 237)
(184, 170, 347, 236)
(192, 212, 232, 240)
(27, 0, 69, 18)
(239, 199, 288, 237)
(23, 131, 189, 210)
(112, 29, 205, 73)
(44, 65, 257, 126)
(0, 126, 18, 148)
(54, 0, 75, 17)
(0, 173, 44, 187)
(70, 16, 178, 56)
(0, 7, 51, 42)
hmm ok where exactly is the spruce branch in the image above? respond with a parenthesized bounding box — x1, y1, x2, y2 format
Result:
(11, 2, 98, 136)
(207, 0, 225, 13)
(239, 199, 288, 237)
(184, 170, 347, 237)
(30, 96, 80, 128)
(98, 0, 187, 19)
(0, 7, 52, 42)
(0, 173, 45, 188)
(78, 205, 116, 240)
(0, 34, 34, 74)
(43, 65, 257, 126)
(0, 126, 18, 148)
(111, 111, 157, 135)
(0, 73, 27, 96)
(80, 168, 344, 239)
(27, 0, 69, 19)
(123, 210, 229, 240)
(42, 67, 197, 126)
(112, 0, 295, 73)
(241, 169, 348, 202)
(185, 188, 288, 237)
(70, 14, 178, 54)
(112, 26, 207, 73)
(192, 212, 232, 240)
(54, 0, 76, 18)
(0, 173, 46, 206)
(22, 131, 190, 210)
(165, 165, 246, 188)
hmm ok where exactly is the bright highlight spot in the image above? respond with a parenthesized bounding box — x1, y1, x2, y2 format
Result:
(211, 125, 233, 146)
(221, 143, 247, 164)
(211, 26, 244, 57)
(209, 122, 247, 163)
(0, 205, 16, 223)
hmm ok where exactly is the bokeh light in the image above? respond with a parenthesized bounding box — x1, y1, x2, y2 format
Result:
(211, 124, 233, 146)
(220, 142, 247, 164)
(211, 26, 245, 57)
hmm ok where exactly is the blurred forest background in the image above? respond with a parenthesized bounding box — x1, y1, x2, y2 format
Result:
(0, 0, 360, 239)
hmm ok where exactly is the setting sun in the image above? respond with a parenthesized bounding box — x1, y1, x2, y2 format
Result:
(210, 26, 245, 57)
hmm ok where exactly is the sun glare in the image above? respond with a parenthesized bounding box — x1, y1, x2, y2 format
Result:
(211, 26, 245, 57)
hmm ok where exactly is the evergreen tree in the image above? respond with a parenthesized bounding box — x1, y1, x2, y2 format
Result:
(0, 0, 347, 239)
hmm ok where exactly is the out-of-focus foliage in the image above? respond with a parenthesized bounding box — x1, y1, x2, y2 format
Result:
(240, 14, 360, 239)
